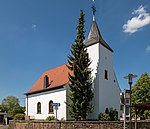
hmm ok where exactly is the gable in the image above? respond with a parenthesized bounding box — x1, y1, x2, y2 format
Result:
(26, 64, 72, 95)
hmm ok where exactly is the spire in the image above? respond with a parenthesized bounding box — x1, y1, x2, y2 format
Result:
(84, 0, 113, 52)
(88, 20, 102, 40)
(88, 0, 102, 40)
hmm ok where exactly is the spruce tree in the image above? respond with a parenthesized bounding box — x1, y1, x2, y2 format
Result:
(67, 10, 93, 120)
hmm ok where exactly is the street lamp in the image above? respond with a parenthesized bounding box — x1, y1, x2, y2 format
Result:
(124, 74, 137, 129)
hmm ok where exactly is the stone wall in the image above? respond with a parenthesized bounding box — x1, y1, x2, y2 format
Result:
(9, 120, 150, 129)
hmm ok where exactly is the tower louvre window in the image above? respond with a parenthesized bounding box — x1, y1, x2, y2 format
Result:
(104, 70, 108, 80)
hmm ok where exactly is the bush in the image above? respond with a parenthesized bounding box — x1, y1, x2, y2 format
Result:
(98, 112, 111, 121)
(109, 108, 118, 121)
(13, 113, 25, 120)
(98, 107, 118, 121)
(46, 116, 56, 121)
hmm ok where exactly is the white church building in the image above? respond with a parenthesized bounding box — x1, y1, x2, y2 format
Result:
(25, 13, 121, 120)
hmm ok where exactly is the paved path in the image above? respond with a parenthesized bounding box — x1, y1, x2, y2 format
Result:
(0, 125, 9, 129)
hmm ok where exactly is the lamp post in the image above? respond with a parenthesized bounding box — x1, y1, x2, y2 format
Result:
(124, 74, 137, 129)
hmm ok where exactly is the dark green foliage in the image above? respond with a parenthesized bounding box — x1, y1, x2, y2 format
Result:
(99, 108, 118, 121)
(0, 96, 25, 118)
(131, 72, 150, 119)
(46, 116, 56, 121)
(13, 113, 25, 120)
(109, 108, 118, 121)
(98, 113, 110, 121)
(67, 10, 93, 120)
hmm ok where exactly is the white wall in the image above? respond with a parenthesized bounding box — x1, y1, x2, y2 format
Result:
(87, 43, 100, 119)
(99, 44, 120, 114)
(87, 43, 99, 78)
(26, 87, 67, 120)
(87, 43, 120, 119)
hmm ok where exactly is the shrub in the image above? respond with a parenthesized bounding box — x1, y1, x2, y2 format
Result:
(46, 116, 56, 121)
(98, 112, 111, 121)
(98, 107, 118, 121)
(109, 108, 118, 121)
(13, 113, 25, 120)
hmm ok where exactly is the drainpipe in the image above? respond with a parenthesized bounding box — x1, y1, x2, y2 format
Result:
(123, 90, 126, 129)
(26, 95, 28, 116)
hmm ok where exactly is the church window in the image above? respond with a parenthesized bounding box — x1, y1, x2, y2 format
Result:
(49, 100, 54, 113)
(104, 70, 108, 80)
(37, 102, 41, 114)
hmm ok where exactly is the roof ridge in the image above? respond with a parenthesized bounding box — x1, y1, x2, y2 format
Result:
(45, 64, 67, 73)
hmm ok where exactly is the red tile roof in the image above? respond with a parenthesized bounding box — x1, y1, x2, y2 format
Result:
(26, 64, 72, 94)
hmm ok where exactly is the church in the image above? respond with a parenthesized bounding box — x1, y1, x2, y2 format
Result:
(25, 5, 121, 120)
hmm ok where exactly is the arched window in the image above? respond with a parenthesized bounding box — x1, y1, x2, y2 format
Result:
(37, 102, 41, 114)
(49, 100, 53, 113)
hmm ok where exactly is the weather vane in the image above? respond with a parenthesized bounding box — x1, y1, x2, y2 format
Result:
(92, 0, 96, 20)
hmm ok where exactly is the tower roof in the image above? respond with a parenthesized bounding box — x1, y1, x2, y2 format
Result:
(85, 20, 113, 52)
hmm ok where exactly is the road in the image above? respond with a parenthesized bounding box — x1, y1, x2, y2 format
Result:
(0, 125, 9, 129)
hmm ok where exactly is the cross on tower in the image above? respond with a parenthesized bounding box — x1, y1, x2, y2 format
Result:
(92, 0, 96, 20)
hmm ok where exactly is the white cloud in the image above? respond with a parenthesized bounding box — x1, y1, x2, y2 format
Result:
(32, 24, 36, 28)
(32, 24, 37, 32)
(146, 45, 150, 52)
(123, 5, 150, 34)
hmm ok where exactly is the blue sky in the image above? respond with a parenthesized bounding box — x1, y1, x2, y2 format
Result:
(0, 0, 150, 105)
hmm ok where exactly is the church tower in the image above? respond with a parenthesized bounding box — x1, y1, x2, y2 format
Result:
(85, 0, 120, 119)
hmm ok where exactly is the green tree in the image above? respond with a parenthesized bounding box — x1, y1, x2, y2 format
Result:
(0, 103, 2, 112)
(131, 72, 150, 119)
(1, 96, 25, 118)
(67, 10, 93, 120)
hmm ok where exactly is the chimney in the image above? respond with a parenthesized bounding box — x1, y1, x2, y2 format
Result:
(44, 75, 49, 89)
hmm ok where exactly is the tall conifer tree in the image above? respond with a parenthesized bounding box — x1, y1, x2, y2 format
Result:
(67, 10, 93, 120)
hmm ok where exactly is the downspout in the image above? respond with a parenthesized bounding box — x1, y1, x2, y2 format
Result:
(26, 95, 28, 116)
